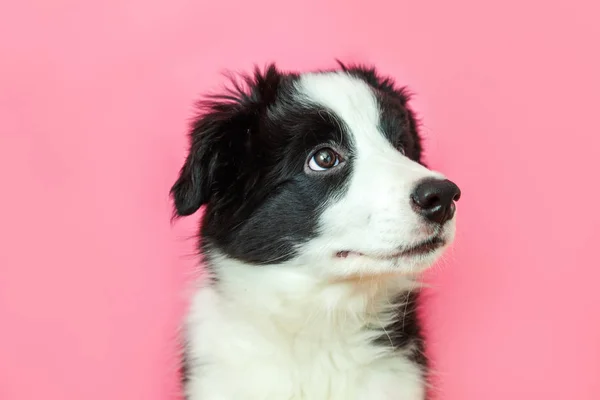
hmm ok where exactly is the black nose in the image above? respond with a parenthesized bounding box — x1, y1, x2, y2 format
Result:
(411, 178, 461, 225)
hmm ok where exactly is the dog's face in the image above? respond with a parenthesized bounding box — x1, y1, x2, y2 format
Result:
(171, 64, 460, 279)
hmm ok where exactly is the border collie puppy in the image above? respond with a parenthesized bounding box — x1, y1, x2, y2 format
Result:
(171, 62, 460, 400)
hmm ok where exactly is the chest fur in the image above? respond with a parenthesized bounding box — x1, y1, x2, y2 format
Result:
(183, 285, 426, 400)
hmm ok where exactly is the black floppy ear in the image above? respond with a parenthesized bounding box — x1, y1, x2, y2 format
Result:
(170, 112, 226, 217)
(170, 98, 257, 217)
(170, 63, 283, 217)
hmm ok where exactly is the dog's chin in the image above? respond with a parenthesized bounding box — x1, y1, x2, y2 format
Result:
(335, 235, 446, 260)
(331, 233, 453, 277)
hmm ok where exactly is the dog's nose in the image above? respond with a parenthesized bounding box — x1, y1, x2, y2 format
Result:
(411, 178, 461, 225)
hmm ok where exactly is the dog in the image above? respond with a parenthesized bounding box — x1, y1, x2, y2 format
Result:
(171, 62, 461, 400)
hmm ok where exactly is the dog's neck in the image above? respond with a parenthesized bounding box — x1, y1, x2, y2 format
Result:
(205, 253, 421, 337)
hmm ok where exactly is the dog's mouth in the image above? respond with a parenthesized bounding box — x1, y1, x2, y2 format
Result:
(335, 236, 446, 260)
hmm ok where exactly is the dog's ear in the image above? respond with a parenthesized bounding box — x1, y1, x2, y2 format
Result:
(169, 110, 231, 217)
(170, 64, 282, 217)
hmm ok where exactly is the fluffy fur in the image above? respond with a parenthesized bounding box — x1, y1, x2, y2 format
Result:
(171, 62, 460, 400)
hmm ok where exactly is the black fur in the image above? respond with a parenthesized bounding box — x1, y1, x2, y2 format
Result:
(375, 291, 428, 368)
(172, 64, 355, 264)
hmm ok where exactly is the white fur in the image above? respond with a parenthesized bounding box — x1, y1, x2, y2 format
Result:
(185, 256, 425, 400)
(184, 72, 456, 400)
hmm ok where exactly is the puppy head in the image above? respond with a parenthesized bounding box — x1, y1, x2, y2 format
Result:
(171, 63, 460, 279)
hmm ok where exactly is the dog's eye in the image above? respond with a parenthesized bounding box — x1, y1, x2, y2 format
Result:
(308, 148, 342, 171)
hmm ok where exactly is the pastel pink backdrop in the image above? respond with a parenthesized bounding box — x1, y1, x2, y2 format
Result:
(1, 0, 599, 399)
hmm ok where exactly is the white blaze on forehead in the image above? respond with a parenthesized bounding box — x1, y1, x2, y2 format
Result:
(295, 72, 381, 141)
(295, 72, 396, 160)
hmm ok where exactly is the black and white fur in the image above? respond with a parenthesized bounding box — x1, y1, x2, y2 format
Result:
(171, 62, 460, 400)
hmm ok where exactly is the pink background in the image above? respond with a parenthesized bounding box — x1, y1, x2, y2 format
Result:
(1, 0, 599, 399)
